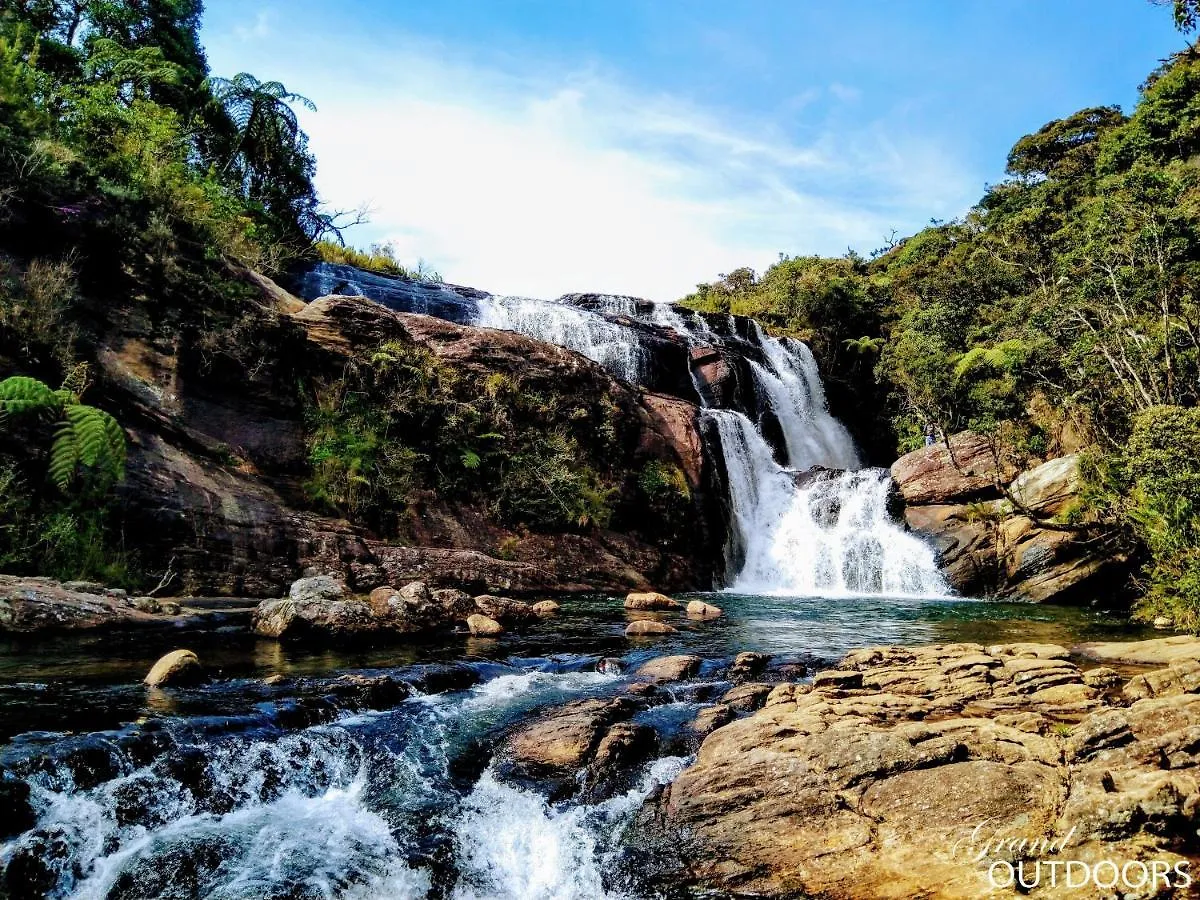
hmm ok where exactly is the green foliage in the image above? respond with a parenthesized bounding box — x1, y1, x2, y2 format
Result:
(315, 240, 443, 283)
(303, 340, 620, 534)
(0, 372, 126, 493)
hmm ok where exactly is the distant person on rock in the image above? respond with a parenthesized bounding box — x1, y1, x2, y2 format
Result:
(924, 423, 935, 447)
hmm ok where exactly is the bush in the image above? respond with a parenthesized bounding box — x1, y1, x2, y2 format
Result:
(1125, 405, 1200, 629)
(302, 340, 619, 535)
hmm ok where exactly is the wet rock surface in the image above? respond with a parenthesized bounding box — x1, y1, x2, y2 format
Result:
(635, 641, 1200, 899)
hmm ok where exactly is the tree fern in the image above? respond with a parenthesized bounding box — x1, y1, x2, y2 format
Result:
(0, 375, 126, 492)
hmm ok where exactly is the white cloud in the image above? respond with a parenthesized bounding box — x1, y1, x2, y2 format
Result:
(232, 9, 272, 42)
(208, 27, 979, 301)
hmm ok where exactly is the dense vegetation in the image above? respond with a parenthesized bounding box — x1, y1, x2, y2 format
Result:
(681, 4, 1200, 627)
(0, 2, 694, 585)
(0, 0, 335, 582)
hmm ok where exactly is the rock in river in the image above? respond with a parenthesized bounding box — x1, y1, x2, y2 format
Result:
(624, 591, 681, 610)
(144, 649, 203, 687)
(466, 614, 503, 636)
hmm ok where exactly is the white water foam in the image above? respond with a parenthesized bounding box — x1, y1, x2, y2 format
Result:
(708, 409, 946, 597)
(451, 756, 688, 900)
(476, 296, 646, 383)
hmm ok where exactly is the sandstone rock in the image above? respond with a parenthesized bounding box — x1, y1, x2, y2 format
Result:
(1154, 615, 1175, 629)
(624, 591, 681, 610)
(1082, 666, 1122, 689)
(531, 600, 561, 617)
(1073, 635, 1200, 666)
(635, 655, 701, 682)
(690, 703, 735, 737)
(430, 587, 476, 618)
(812, 669, 863, 690)
(1123, 657, 1200, 700)
(625, 620, 677, 637)
(686, 600, 723, 619)
(467, 614, 503, 636)
(1008, 454, 1080, 516)
(582, 721, 658, 802)
(157, 601, 181, 615)
(636, 641, 1200, 899)
(143, 649, 203, 687)
(252, 584, 377, 640)
(0, 576, 165, 633)
(289, 576, 347, 604)
(497, 697, 640, 798)
(473, 594, 535, 624)
(368, 585, 399, 615)
(729, 652, 771, 681)
(720, 683, 773, 712)
(890, 431, 1015, 505)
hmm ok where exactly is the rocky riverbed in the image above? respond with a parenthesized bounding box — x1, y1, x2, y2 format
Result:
(2, 580, 1195, 899)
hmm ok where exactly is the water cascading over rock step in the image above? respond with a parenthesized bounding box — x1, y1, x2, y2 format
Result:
(291, 265, 947, 597)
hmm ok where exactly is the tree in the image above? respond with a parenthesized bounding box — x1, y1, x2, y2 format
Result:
(205, 71, 323, 240)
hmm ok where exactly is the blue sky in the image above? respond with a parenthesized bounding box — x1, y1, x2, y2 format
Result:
(202, 1, 1187, 300)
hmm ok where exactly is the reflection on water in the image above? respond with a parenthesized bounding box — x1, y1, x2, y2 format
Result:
(0, 593, 1154, 740)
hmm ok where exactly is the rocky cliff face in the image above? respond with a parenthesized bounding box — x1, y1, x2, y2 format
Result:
(93, 276, 722, 598)
(892, 432, 1126, 602)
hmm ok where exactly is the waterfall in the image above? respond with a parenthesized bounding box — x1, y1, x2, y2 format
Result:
(290, 264, 947, 598)
(475, 295, 647, 384)
(466, 294, 946, 598)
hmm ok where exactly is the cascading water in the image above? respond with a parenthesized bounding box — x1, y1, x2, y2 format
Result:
(475, 295, 647, 383)
(461, 289, 947, 597)
(288, 267, 945, 597)
(0, 665, 684, 900)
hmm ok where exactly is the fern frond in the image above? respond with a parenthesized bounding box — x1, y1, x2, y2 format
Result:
(48, 421, 81, 490)
(0, 376, 63, 417)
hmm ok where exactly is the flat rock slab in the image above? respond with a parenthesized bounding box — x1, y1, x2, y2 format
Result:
(636, 641, 1200, 899)
(1073, 635, 1200, 666)
(0, 576, 166, 633)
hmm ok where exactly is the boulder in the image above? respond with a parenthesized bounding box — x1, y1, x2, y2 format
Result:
(1008, 454, 1080, 516)
(729, 652, 771, 681)
(625, 620, 678, 637)
(473, 594, 535, 624)
(890, 431, 1015, 505)
(690, 703, 735, 737)
(144, 649, 203, 687)
(635, 655, 702, 682)
(467, 614, 503, 636)
(686, 600, 723, 619)
(531, 600, 561, 617)
(624, 591, 681, 610)
(636, 641, 1200, 899)
(720, 682, 773, 712)
(289, 575, 347, 604)
(252, 578, 378, 639)
(497, 697, 640, 797)
(582, 721, 658, 802)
